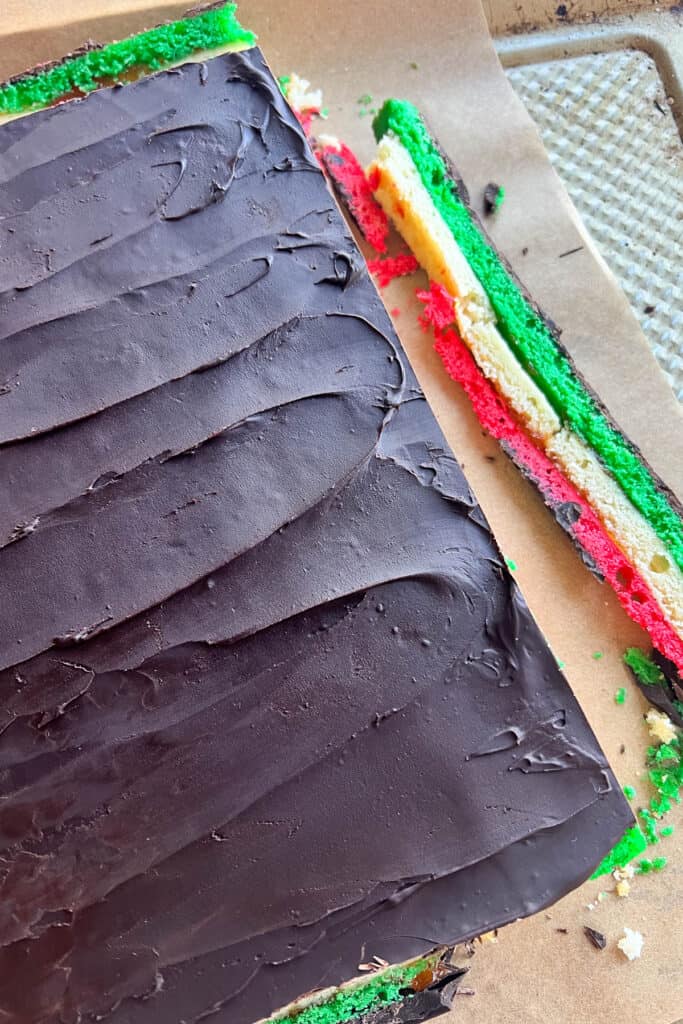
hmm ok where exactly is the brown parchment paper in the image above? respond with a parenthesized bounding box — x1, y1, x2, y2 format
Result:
(1, 2, 682, 1021)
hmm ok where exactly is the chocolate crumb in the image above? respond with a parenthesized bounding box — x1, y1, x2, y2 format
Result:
(556, 4, 568, 16)
(521, 246, 529, 256)
(584, 926, 607, 950)
(619, 743, 626, 754)
(483, 182, 504, 215)
(643, 304, 655, 314)
(556, 927, 569, 934)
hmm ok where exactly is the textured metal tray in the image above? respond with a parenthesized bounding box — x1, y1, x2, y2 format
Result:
(496, 11, 683, 400)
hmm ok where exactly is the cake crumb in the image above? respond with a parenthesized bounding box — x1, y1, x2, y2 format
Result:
(617, 927, 643, 961)
(645, 708, 677, 743)
(283, 72, 323, 113)
(615, 879, 631, 898)
(478, 930, 498, 944)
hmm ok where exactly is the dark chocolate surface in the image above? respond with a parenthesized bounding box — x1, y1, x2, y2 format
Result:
(0, 49, 631, 1024)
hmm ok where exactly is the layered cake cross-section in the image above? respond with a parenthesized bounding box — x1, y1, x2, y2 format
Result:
(0, 8, 632, 1024)
(368, 99, 683, 676)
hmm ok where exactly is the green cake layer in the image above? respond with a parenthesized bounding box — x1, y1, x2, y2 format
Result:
(372, 99, 683, 574)
(590, 823, 647, 878)
(624, 646, 669, 688)
(625, 646, 683, 720)
(0, 3, 255, 116)
(274, 958, 435, 1024)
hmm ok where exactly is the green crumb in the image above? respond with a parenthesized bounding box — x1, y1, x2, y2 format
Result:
(639, 808, 659, 844)
(623, 647, 667, 688)
(647, 737, 683, 810)
(494, 185, 505, 210)
(409, 61, 419, 70)
(505, 558, 517, 572)
(615, 687, 627, 705)
(357, 93, 373, 106)
(592, 651, 603, 661)
(372, 99, 683, 571)
(649, 793, 672, 816)
(320, 106, 329, 119)
(557, 659, 566, 670)
(278, 74, 291, 94)
(637, 856, 667, 874)
(623, 785, 636, 800)
(0, 3, 255, 116)
(282, 959, 432, 1024)
(590, 823, 647, 879)
(593, 672, 681, 879)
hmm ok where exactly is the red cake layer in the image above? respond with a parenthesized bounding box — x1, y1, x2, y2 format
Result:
(418, 283, 683, 672)
(319, 141, 389, 253)
(368, 252, 420, 288)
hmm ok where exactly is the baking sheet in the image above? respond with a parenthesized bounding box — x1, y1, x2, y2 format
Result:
(507, 48, 683, 400)
(1, 2, 682, 1022)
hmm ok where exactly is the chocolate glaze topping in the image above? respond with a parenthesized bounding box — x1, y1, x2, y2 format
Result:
(0, 49, 631, 1024)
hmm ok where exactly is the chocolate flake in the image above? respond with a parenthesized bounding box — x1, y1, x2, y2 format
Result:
(584, 926, 607, 950)
(558, 245, 584, 259)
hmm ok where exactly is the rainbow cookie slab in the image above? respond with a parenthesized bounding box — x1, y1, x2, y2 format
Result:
(0, 7, 636, 1024)
(368, 99, 683, 675)
(0, 2, 255, 121)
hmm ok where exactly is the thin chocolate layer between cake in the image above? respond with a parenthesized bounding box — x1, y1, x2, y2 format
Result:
(0, 49, 631, 1024)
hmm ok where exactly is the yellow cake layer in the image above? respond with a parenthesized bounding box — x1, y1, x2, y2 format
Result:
(369, 134, 561, 442)
(371, 133, 683, 641)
